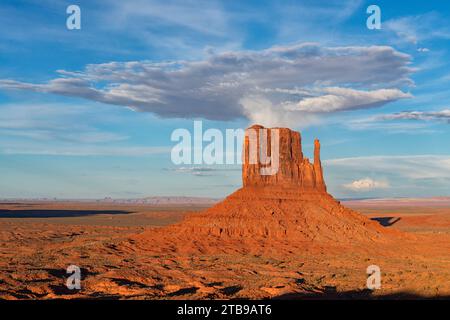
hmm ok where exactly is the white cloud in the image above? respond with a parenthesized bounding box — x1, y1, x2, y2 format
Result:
(346, 109, 450, 133)
(105, 0, 229, 37)
(343, 178, 389, 191)
(325, 155, 450, 197)
(376, 109, 450, 123)
(385, 12, 450, 45)
(385, 17, 419, 45)
(240, 95, 321, 128)
(325, 155, 450, 180)
(0, 43, 414, 127)
(286, 87, 411, 113)
(172, 166, 216, 176)
(164, 166, 240, 177)
(0, 0, 241, 58)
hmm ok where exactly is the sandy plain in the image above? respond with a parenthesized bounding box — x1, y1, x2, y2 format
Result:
(0, 199, 449, 299)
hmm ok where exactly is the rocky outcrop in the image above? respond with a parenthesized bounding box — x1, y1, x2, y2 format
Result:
(242, 125, 326, 191)
(314, 139, 326, 192)
(132, 124, 402, 254)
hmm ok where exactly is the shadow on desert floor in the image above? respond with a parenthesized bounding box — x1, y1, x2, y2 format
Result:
(274, 288, 450, 300)
(0, 209, 133, 218)
(370, 217, 401, 227)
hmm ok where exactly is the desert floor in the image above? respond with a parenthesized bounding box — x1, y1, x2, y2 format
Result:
(0, 200, 450, 299)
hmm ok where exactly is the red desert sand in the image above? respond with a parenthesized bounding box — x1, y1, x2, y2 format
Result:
(1, 125, 450, 299)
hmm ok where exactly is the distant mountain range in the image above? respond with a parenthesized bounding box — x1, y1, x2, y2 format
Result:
(0, 196, 221, 205)
(117, 196, 220, 205)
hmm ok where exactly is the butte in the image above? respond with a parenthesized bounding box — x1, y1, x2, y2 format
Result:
(129, 125, 407, 256)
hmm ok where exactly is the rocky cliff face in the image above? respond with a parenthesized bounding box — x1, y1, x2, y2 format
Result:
(242, 125, 326, 191)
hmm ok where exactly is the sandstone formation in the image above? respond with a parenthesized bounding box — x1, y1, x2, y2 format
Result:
(242, 125, 326, 191)
(132, 125, 403, 254)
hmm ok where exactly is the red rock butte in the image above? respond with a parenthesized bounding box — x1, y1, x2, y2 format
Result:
(242, 124, 326, 191)
(132, 125, 404, 254)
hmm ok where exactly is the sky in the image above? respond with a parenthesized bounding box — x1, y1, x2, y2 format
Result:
(0, 0, 450, 199)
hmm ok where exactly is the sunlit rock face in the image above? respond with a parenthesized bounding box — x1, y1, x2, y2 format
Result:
(134, 124, 400, 249)
(242, 125, 326, 192)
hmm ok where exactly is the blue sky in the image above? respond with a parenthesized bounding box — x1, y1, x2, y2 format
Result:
(0, 0, 450, 199)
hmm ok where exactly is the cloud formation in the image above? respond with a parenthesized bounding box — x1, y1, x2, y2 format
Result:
(286, 87, 411, 113)
(162, 166, 240, 178)
(376, 109, 450, 123)
(346, 109, 450, 133)
(171, 166, 216, 177)
(325, 155, 450, 197)
(343, 178, 389, 191)
(326, 155, 450, 180)
(0, 43, 414, 127)
(385, 12, 450, 45)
